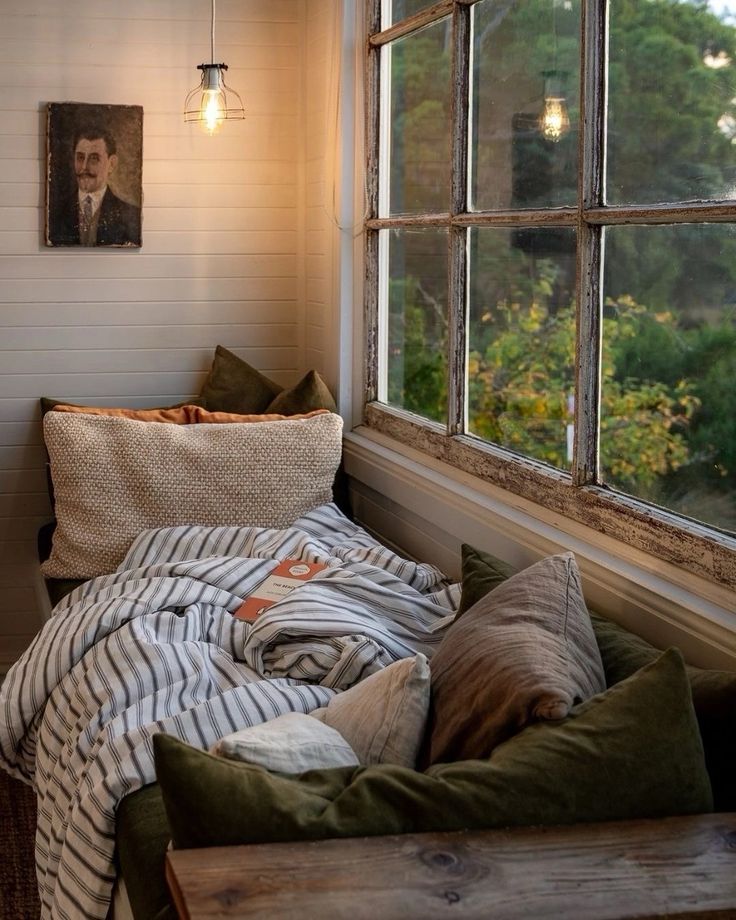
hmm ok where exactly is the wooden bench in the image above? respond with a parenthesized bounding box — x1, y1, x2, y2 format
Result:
(166, 812, 736, 919)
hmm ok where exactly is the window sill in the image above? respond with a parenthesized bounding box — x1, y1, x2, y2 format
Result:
(343, 425, 736, 671)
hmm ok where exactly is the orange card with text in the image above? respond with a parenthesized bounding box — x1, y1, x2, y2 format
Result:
(234, 559, 328, 622)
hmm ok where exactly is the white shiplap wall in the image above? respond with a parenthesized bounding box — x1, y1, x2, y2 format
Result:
(304, 0, 340, 385)
(0, 0, 336, 667)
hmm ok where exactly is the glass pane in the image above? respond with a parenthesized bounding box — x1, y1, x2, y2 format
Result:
(467, 227, 577, 468)
(608, 0, 736, 204)
(383, 20, 452, 216)
(471, 0, 580, 211)
(382, 228, 449, 424)
(602, 224, 736, 533)
(386, 0, 437, 27)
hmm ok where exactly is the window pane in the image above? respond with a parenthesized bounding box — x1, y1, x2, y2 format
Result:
(383, 227, 449, 423)
(385, 0, 437, 27)
(470, 0, 580, 211)
(602, 225, 736, 532)
(467, 227, 577, 468)
(607, 1, 736, 204)
(383, 20, 452, 216)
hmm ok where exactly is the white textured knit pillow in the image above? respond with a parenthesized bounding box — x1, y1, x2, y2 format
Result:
(42, 410, 343, 579)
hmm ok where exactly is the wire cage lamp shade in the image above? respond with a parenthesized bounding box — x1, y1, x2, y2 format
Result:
(184, 64, 245, 134)
(184, 0, 245, 134)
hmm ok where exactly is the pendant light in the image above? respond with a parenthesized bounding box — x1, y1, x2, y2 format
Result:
(539, 71, 570, 143)
(184, 0, 245, 134)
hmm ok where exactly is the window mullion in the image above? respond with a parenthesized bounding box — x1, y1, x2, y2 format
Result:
(573, 0, 608, 486)
(447, 1, 471, 437)
(364, 0, 381, 405)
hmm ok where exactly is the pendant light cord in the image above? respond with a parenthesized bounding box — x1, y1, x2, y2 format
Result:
(210, 0, 216, 64)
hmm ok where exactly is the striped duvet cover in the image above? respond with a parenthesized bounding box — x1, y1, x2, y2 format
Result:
(0, 503, 458, 920)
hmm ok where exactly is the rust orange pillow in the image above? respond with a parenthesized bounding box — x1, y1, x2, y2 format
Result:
(49, 404, 329, 424)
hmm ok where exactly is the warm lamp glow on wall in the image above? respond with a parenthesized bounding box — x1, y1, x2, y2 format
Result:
(184, 0, 245, 134)
(538, 71, 570, 143)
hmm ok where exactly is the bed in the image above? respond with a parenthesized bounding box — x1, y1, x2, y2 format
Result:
(3, 501, 458, 920)
(1, 349, 733, 920)
(0, 352, 462, 919)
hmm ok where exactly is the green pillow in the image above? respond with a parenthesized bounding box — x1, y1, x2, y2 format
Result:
(265, 370, 337, 415)
(116, 784, 177, 920)
(457, 543, 524, 616)
(459, 543, 736, 811)
(154, 649, 712, 851)
(198, 344, 283, 414)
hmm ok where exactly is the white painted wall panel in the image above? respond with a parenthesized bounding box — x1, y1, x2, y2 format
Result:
(304, 0, 339, 386)
(0, 0, 334, 669)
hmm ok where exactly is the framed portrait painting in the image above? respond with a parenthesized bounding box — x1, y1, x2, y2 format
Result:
(46, 102, 143, 248)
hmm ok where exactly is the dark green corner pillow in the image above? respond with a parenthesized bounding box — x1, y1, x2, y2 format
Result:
(265, 369, 337, 415)
(457, 543, 517, 616)
(154, 649, 712, 851)
(198, 344, 283, 414)
(198, 346, 337, 417)
(460, 543, 736, 811)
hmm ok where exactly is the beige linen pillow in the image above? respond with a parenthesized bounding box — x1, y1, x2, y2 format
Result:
(310, 654, 430, 768)
(424, 552, 606, 765)
(42, 410, 343, 579)
(212, 713, 359, 772)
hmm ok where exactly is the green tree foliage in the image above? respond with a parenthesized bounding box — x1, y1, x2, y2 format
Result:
(467, 292, 698, 491)
(387, 277, 448, 422)
(385, 0, 736, 530)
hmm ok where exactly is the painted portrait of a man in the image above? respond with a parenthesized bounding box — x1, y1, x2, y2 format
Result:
(46, 102, 143, 248)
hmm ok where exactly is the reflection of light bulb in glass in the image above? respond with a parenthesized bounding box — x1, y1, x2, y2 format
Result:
(540, 94, 570, 142)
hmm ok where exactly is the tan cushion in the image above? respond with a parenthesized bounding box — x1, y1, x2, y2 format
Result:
(310, 654, 430, 768)
(212, 713, 359, 772)
(41, 410, 343, 579)
(50, 403, 322, 424)
(425, 552, 606, 765)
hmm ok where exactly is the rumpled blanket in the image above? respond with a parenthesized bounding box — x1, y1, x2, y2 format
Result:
(0, 503, 457, 919)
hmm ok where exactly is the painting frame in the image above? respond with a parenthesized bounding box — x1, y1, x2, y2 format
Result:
(45, 102, 143, 248)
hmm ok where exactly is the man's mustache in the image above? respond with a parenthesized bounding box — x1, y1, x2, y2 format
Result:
(76, 171, 95, 178)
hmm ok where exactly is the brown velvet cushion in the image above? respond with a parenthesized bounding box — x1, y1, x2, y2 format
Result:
(198, 344, 282, 414)
(265, 370, 337, 415)
(425, 552, 606, 765)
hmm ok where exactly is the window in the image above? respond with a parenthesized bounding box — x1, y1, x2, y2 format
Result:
(363, 0, 736, 588)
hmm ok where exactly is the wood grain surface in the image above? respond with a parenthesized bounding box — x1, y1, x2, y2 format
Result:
(166, 812, 736, 919)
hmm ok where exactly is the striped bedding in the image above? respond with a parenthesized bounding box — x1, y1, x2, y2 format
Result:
(0, 503, 458, 920)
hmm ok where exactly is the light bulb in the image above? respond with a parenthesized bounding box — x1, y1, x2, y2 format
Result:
(202, 91, 223, 135)
(539, 94, 570, 143)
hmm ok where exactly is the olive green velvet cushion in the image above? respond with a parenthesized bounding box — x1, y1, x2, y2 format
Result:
(199, 347, 336, 416)
(460, 543, 736, 811)
(198, 344, 283, 414)
(116, 784, 177, 920)
(592, 610, 736, 811)
(457, 543, 517, 615)
(265, 369, 337, 415)
(154, 649, 712, 851)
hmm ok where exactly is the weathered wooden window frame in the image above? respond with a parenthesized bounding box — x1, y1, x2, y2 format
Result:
(363, 0, 736, 590)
